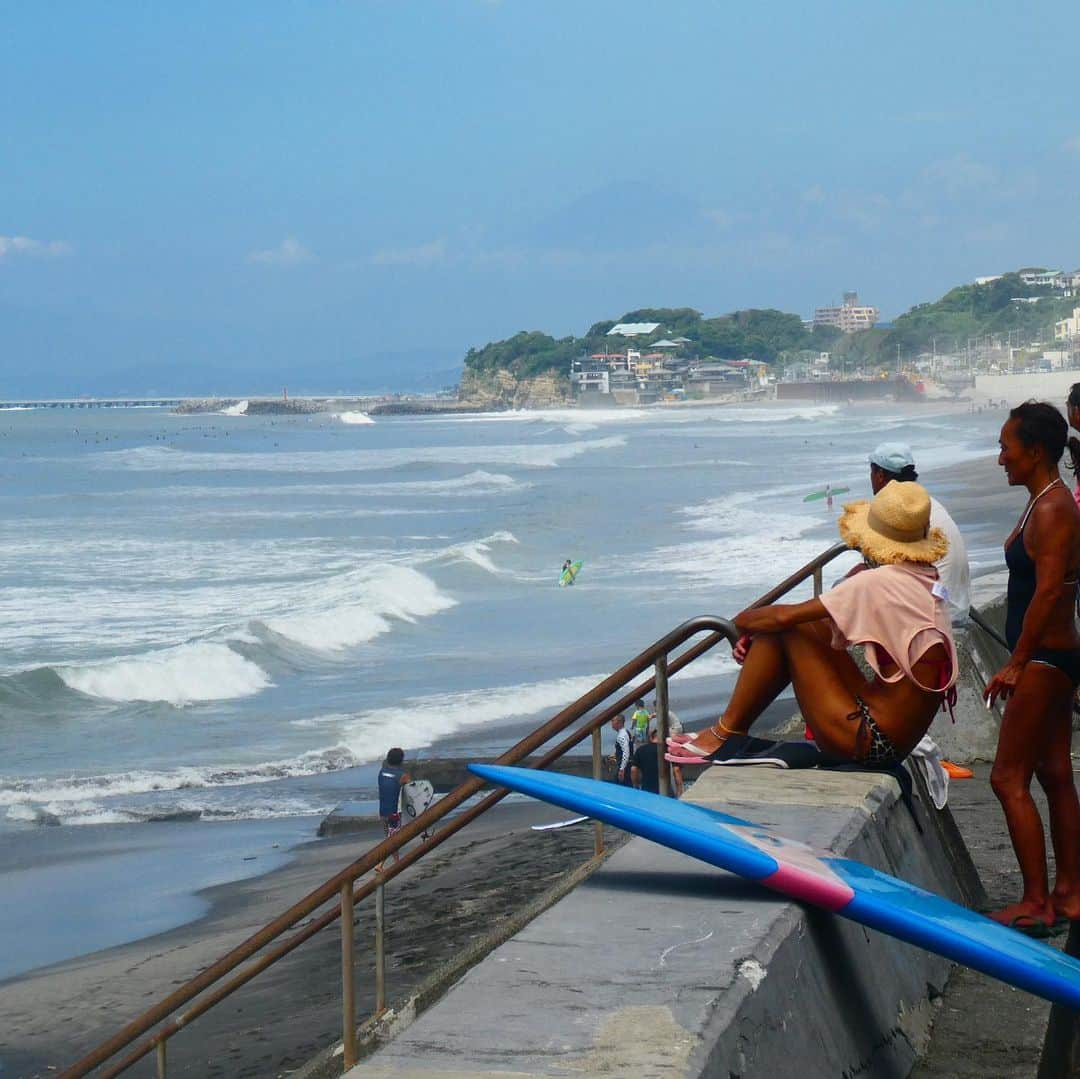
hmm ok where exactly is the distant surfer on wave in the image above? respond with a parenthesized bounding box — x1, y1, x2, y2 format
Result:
(670, 482, 957, 769)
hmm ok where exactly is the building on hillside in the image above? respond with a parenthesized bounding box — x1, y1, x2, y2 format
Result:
(812, 291, 879, 333)
(975, 275, 1003, 285)
(1055, 307, 1080, 342)
(1019, 270, 1063, 289)
(606, 322, 661, 337)
(569, 356, 611, 396)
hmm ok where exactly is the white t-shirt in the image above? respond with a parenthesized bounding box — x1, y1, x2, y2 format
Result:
(929, 496, 970, 622)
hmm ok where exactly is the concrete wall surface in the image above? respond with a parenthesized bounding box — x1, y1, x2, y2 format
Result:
(974, 370, 1080, 405)
(344, 765, 982, 1079)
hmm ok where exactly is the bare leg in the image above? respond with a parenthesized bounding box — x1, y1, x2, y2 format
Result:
(1035, 682, 1080, 920)
(673, 620, 866, 757)
(989, 664, 1062, 925)
(671, 631, 795, 755)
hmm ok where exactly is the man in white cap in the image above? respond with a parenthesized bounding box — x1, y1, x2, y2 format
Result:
(869, 442, 970, 621)
(869, 442, 972, 784)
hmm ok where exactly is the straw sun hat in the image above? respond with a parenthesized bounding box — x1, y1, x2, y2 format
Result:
(837, 481, 948, 565)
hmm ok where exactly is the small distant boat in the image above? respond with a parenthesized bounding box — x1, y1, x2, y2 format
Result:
(558, 560, 583, 587)
(803, 485, 849, 503)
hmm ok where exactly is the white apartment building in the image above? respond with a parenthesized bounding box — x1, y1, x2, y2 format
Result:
(1055, 307, 1080, 341)
(813, 291, 879, 333)
(1020, 270, 1064, 288)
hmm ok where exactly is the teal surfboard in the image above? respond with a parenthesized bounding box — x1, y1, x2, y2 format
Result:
(468, 765, 1080, 1009)
(803, 485, 849, 502)
(558, 560, 583, 587)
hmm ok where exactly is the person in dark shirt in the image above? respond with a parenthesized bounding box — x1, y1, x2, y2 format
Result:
(377, 747, 410, 863)
(631, 729, 680, 796)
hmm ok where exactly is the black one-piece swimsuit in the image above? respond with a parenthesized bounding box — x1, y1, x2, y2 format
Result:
(1004, 491, 1080, 686)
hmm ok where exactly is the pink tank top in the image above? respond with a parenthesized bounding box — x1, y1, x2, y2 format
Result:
(819, 563, 957, 692)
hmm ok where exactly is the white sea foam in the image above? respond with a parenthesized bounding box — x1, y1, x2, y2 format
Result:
(337, 673, 607, 763)
(421, 530, 519, 575)
(338, 411, 374, 425)
(0, 534, 459, 672)
(220, 400, 249, 416)
(77, 471, 527, 503)
(263, 564, 457, 652)
(57, 642, 272, 705)
(0, 746, 360, 811)
(92, 435, 627, 473)
(638, 486, 832, 588)
(673, 651, 739, 679)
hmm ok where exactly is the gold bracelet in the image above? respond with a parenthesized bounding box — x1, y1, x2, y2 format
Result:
(711, 719, 741, 739)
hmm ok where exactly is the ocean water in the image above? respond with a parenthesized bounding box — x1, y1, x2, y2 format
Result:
(0, 400, 1006, 840)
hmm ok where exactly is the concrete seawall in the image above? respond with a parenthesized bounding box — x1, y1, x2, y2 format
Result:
(338, 764, 984, 1078)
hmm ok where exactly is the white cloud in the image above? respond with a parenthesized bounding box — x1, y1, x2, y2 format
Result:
(1063, 135, 1080, 158)
(800, 185, 827, 204)
(0, 235, 72, 260)
(247, 237, 313, 267)
(370, 239, 446, 267)
(921, 154, 999, 196)
(703, 208, 734, 228)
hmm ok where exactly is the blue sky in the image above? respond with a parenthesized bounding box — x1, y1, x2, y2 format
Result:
(3, 1, 1079, 394)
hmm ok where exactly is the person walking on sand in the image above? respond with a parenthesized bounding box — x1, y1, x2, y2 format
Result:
(985, 402, 1080, 936)
(377, 748, 411, 863)
(670, 481, 957, 770)
(608, 714, 633, 786)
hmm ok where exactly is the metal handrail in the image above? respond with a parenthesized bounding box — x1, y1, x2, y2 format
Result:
(60, 541, 851, 1077)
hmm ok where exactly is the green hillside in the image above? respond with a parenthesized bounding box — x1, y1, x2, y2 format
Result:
(463, 307, 841, 381)
(461, 270, 1078, 381)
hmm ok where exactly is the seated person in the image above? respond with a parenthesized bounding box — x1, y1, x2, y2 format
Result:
(671, 482, 957, 765)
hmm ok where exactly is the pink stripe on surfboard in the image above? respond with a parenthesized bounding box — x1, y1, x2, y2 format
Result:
(728, 823, 855, 911)
(761, 862, 855, 911)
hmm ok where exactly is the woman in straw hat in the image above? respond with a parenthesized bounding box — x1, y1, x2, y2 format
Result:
(985, 401, 1080, 935)
(670, 481, 957, 768)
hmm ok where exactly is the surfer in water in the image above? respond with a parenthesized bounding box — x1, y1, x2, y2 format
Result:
(670, 482, 957, 769)
(985, 403, 1080, 934)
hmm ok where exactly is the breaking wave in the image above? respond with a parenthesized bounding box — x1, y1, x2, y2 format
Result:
(91, 435, 628, 474)
(57, 642, 272, 705)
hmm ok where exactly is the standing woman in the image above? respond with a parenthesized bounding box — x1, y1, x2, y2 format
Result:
(986, 401, 1080, 934)
(1067, 383, 1080, 512)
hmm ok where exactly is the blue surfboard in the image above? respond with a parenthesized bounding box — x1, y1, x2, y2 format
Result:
(469, 764, 1080, 1010)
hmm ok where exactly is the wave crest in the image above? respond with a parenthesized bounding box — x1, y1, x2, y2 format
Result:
(57, 642, 272, 705)
(262, 564, 456, 652)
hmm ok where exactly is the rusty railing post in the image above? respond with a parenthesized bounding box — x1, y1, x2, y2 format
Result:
(341, 881, 357, 1068)
(812, 565, 823, 597)
(654, 654, 670, 797)
(590, 726, 604, 855)
(375, 879, 387, 1014)
(155, 1041, 166, 1079)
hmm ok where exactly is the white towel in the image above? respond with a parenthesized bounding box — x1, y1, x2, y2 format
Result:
(907, 734, 950, 809)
